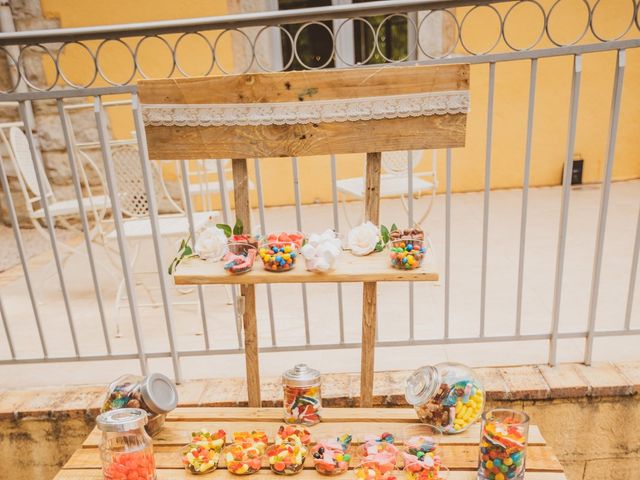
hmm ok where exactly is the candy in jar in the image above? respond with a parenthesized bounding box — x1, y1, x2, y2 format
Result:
(101, 373, 178, 437)
(357, 440, 399, 466)
(478, 409, 529, 480)
(405, 363, 484, 434)
(266, 442, 308, 475)
(282, 363, 322, 425)
(354, 460, 397, 480)
(312, 434, 352, 475)
(224, 443, 262, 475)
(276, 424, 312, 446)
(97, 408, 156, 480)
(182, 429, 227, 475)
(232, 430, 269, 454)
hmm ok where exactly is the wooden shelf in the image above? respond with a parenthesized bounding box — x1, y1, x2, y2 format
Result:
(173, 252, 439, 285)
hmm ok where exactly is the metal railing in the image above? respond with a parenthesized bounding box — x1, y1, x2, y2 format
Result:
(0, 0, 638, 387)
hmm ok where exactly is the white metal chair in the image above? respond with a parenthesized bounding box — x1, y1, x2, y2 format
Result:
(1, 124, 111, 246)
(336, 149, 438, 227)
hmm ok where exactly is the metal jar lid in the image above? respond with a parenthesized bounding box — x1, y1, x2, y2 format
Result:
(282, 363, 321, 387)
(97, 408, 148, 433)
(140, 373, 179, 414)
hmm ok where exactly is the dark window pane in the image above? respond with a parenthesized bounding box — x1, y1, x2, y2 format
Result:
(352, 0, 408, 64)
(279, 0, 335, 70)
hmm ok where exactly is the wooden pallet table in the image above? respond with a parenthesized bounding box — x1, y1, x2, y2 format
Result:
(54, 407, 567, 479)
(138, 64, 469, 408)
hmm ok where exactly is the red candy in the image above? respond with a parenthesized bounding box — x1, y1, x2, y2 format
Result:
(104, 450, 155, 480)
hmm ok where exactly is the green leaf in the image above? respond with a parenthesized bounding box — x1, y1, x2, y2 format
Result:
(183, 245, 193, 256)
(233, 218, 244, 235)
(374, 241, 384, 253)
(216, 223, 232, 238)
(391, 223, 398, 232)
(380, 225, 390, 244)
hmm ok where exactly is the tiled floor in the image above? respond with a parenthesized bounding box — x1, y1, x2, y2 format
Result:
(0, 180, 638, 389)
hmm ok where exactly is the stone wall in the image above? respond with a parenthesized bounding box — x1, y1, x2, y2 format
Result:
(0, 363, 638, 480)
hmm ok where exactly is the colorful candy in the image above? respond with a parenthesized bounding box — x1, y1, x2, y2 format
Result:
(389, 239, 426, 270)
(403, 460, 448, 480)
(232, 431, 268, 454)
(357, 440, 399, 466)
(224, 443, 262, 476)
(354, 460, 397, 480)
(223, 244, 257, 274)
(276, 424, 312, 446)
(312, 434, 352, 476)
(259, 242, 298, 272)
(103, 449, 156, 480)
(283, 384, 321, 425)
(266, 442, 308, 475)
(478, 412, 527, 480)
(182, 429, 226, 475)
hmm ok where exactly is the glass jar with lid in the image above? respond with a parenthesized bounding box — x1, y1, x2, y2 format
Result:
(405, 362, 484, 434)
(97, 408, 156, 480)
(101, 373, 179, 436)
(282, 363, 322, 425)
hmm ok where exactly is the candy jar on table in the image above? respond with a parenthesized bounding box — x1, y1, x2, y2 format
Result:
(182, 429, 227, 475)
(405, 362, 484, 434)
(101, 373, 178, 437)
(97, 408, 156, 480)
(312, 434, 352, 475)
(282, 363, 322, 425)
(478, 409, 529, 480)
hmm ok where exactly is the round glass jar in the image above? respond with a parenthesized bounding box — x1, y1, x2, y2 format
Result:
(405, 362, 484, 434)
(97, 408, 156, 480)
(282, 363, 322, 425)
(101, 373, 179, 436)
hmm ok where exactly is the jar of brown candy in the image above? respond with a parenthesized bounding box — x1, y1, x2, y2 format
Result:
(405, 362, 484, 434)
(101, 373, 178, 436)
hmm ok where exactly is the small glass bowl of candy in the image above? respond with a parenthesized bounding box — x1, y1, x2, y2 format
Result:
(264, 232, 305, 250)
(266, 442, 308, 475)
(182, 444, 221, 475)
(312, 444, 351, 476)
(224, 443, 263, 475)
(354, 460, 397, 480)
(231, 431, 269, 455)
(388, 239, 426, 270)
(223, 243, 258, 275)
(276, 424, 312, 446)
(259, 242, 298, 272)
(357, 441, 399, 465)
(189, 428, 226, 451)
(403, 461, 448, 480)
(402, 425, 442, 459)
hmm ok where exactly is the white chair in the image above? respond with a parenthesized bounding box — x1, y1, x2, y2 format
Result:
(1, 125, 111, 247)
(336, 150, 438, 227)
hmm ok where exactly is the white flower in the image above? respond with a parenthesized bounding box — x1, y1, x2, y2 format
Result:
(301, 229, 342, 272)
(195, 226, 228, 260)
(347, 222, 379, 256)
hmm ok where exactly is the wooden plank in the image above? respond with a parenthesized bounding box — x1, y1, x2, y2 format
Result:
(360, 282, 377, 408)
(65, 444, 562, 473)
(173, 250, 439, 285)
(138, 65, 469, 104)
(82, 421, 546, 448)
(144, 114, 467, 160)
(364, 152, 382, 225)
(56, 470, 567, 480)
(232, 158, 261, 408)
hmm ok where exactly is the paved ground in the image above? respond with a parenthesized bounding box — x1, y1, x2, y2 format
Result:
(0, 180, 638, 389)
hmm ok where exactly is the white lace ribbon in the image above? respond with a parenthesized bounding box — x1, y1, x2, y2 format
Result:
(141, 90, 469, 127)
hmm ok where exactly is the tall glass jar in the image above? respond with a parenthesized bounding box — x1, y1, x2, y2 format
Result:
(405, 362, 484, 434)
(478, 409, 529, 480)
(101, 373, 178, 437)
(97, 408, 156, 480)
(282, 364, 322, 425)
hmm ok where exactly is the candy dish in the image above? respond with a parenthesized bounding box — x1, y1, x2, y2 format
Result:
(266, 442, 308, 475)
(224, 443, 262, 476)
(276, 424, 312, 446)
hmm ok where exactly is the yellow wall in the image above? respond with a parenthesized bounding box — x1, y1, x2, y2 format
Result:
(41, 0, 640, 210)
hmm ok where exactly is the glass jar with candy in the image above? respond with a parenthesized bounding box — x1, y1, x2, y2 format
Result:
(282, 363, 322, 426)
(101, 373, 179, 437)
(478, 409, 529, 480)
(97, 408, 156, 480)
(405, 362, 484, 434)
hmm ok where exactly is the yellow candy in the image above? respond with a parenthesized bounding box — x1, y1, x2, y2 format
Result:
(486, 461, 493, 470)
(284, 245, 292, 253)
(495, 474, 505, 480)
(504, 458, 513, 466)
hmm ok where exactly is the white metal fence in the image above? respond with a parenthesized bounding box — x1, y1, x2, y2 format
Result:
(0, 0, 638, 385)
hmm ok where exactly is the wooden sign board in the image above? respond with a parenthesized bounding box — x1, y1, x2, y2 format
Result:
(138, 64, 469, 160)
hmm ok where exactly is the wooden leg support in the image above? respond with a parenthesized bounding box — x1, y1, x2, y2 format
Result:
(232, 158, 261, 407)
(360, 281, 377, 407)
